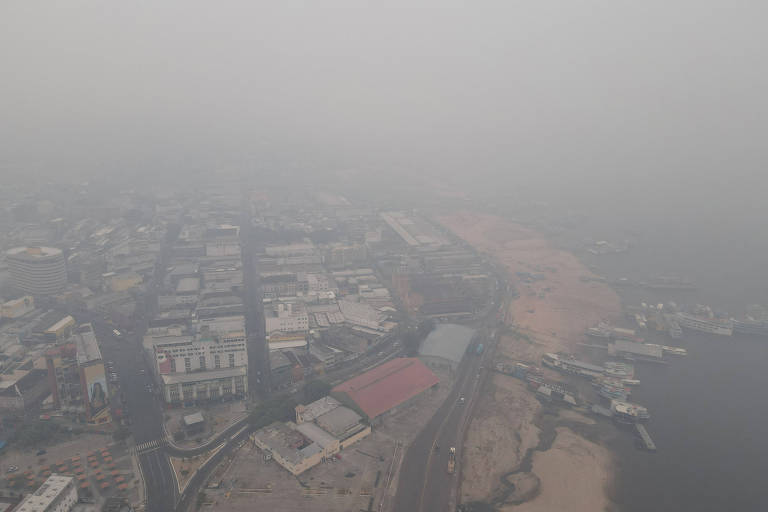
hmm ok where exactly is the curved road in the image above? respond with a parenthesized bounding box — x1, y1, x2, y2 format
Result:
(393, 334, 487, 512)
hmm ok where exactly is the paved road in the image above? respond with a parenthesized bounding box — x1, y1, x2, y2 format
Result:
(241, 212, 270, 398)
(392, 337, 486, 512)
(95, 324, 178, 512)
(393, 257, 506, 512)
(174, 425, 253, 512)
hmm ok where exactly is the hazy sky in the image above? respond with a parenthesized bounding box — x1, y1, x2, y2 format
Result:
(1, 1, 766, 194)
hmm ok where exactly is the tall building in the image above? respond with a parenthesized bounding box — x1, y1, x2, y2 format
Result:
(6, 246, 67, 295)
(148, 318, 248, 404)
(74, 324, 111, 425)
(45, 343, 81, 412)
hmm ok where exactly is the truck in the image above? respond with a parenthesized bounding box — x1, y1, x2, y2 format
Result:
(476, 343, 484, 355)
(447, 447, 456, 474)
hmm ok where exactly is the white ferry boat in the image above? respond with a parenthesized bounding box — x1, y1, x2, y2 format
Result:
(676, 312, 733, 336)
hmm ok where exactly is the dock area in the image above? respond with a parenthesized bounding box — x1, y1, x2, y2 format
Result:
(634, 423, 657, 452)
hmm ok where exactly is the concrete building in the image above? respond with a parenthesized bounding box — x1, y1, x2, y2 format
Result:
(266, 332, 307, 351)
(153, 334, 247, 375)
(74, 324, 111, 424)
(161, 366, 247, 404)
(106, 272, 143, 292)
(295, 396, 370, 449)
(14, 474, 78, 512)
(45, 343, 82, 413)
(1, 296, 34, 319)
(252, 395, 370, 476)
(0, 369, 50, 413)
(149, 328, 248, 404)
(6, 247, 67, 296)
(42, 316, 76, 341)
(251, 422, 324, 476)
(265, 302, 309, 334)
(338, 299, 387, 331)
(264, 242, 315, 257)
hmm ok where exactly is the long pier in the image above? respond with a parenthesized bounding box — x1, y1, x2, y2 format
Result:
(634, 424, 657, 452)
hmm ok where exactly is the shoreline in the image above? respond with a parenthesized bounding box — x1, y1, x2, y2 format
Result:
(436, 210, 621, 512)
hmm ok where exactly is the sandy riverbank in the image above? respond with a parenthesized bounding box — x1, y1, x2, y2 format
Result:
(437, 211, 621, 511)
(503, 427, 613, 512)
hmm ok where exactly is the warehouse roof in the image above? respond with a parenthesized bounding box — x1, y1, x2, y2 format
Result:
(332, 358, 439, 419)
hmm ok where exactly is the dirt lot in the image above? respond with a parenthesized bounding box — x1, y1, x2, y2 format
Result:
(437, 211, 621, 511)
(204, 359, 456, 512)
(0, 431, 138, 507)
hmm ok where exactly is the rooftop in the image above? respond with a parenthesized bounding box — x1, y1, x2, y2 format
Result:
(298, 396, 342, 422)
(294, 421, 337, 449)
(332, 357, 439, 419)
(75, 324, 102, 365)
(176, 277, 201, 293)
(44, 315, 75, 334)
(7, 246, 63, 260)
(315, 406, 365, 439)
(15, 474, 74, 512)
(252, 422, 321, 466)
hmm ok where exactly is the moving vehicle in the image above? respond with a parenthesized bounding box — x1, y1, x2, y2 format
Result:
(447, 447, 456, 474)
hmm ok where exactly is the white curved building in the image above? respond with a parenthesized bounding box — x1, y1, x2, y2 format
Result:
(6, 246, 67, 295)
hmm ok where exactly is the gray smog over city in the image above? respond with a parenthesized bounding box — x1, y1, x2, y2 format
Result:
(1, 2, 767, 512)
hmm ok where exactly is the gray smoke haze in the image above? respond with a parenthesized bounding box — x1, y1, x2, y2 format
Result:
(1, 0, 766, 201)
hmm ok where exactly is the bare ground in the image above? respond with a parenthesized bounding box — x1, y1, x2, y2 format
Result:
(437, 211, 621, 511)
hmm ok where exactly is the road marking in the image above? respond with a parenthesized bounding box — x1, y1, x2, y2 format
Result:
(132, 438, 167, 455)
(417, 357, 479, 512)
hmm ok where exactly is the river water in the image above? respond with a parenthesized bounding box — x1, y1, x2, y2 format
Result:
(567, 210, 768, 512)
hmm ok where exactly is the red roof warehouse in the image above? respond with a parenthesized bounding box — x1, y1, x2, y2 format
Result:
(331, 358, 439, 420)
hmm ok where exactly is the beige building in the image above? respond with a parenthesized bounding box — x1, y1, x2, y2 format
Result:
(1, 295, 34, 319)
(15, 474, 78, 512)
(252, 396, 371, 476)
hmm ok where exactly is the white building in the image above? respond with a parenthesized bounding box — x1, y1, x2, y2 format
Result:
(6, 247, 67, 296)
(148, 328, 248, 404)
(264, 242, 315, 257)
(338, 299, 386, 331)
(153, 334, 247, 374)
(15, 474, 78, 512)
(265, 302, 309, 334)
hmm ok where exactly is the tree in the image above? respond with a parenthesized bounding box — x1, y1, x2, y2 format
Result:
(112, 426, 131, 442)
(248, 395, 298, 429)
(302, 380, 332, 403)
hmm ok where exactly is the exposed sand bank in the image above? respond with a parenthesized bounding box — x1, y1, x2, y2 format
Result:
(437, 211, 620, 511)
(501, 427, 614, 512)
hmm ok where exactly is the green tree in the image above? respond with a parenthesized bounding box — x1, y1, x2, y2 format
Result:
(302, 379, 332, 403)
(112, 426, 131, 442)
